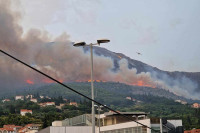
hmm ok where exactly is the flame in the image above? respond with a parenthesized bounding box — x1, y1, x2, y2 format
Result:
(42, 78, 63, 83)
(118, 55, 122, 59)
(131, 80, 156, 88)
(26, 80, 34, 84)
(26, 78, 155, 88)
(76, 79, 155, 88)
(96, 80, 101, 82)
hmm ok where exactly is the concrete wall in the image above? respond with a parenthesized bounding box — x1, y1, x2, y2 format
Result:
(37, 126, 93, 133)
(167, 120, 182, 128)
(37, 127, 50, 133)
(52, 121, 62, 127)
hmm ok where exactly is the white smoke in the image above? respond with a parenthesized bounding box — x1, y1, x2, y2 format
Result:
(0, 0, 199, 100)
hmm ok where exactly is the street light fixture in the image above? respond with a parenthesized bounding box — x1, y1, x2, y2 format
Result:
(97, 39, 110, 44)
(73, 41, 86, 47)
(94, 105, 105, 133)
(73, 39, 110, 133)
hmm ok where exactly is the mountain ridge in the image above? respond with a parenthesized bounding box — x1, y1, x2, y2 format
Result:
(84, 46, 200, 100)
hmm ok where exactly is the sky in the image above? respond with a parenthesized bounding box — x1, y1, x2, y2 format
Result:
(18, 0, 200, 72)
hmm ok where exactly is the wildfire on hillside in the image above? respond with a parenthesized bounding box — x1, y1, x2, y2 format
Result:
(26, 80, 34, 85)
(75, 79, 156, 88)
(130, 80, 156, 88)
(26, 78, 157, 88)
(42, 78, 63, 84)
(25, 78, 64, 85)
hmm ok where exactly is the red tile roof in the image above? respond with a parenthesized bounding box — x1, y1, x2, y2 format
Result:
(20, 109, 32, 112)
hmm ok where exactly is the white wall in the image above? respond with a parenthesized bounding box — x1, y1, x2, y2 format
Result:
(100, 119, 151, 133)
(52, 121, 62, 127)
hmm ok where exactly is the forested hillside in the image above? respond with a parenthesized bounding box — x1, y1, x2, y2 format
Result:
(1, 82, 200, 129)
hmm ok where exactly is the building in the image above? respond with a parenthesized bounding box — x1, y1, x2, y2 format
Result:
(2, 99, 10, 103)
(18, 124, 41, 133)
(69, 102, 78, 107)
(184, 129, 200, 133)
(0, 125, 22, 133)
(40, 96, 44, 99)
(15, 96, 24, 100)
(39, 102, 55, 107)
(46, 102, 55, 106)
(30, 98, 37, 103)
(38, 112, 183, 133)
(192, 103, 200, 108)
(0, 127, 16, 133)
(126, 97, 132, 100)
(20, 109, 32, 116)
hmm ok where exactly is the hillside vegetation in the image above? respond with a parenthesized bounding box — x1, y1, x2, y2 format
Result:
(1, 82, 200, 129)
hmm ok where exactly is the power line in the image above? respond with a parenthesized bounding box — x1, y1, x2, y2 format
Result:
(0, 49, 159, 132)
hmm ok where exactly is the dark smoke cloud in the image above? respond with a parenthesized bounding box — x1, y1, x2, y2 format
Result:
(0, 0, 199, 99)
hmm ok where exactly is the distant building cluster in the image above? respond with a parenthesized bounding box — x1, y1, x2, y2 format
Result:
(0, 124, 40, 133)
(1, 94, 78, 117)
(1, 94, 194, 133)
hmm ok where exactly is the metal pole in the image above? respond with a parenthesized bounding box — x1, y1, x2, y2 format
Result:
(90, 44, 95, 133)
(98, 107, 100, 133)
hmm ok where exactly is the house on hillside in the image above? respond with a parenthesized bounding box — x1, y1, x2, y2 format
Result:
(18, 124, 41, 133)
(0, 125, 22, 133)
(20, 109, 32, 116)
(39, 102, 55, 107)
(46, 102, 55, 106)
(69, 102, 78, 107)
(2, 99, 10, 103)
(15, 96, 24, 100)
(192, 103, 200, 108)
(30, 98, 37, 103)
(126, 97, 132, 100)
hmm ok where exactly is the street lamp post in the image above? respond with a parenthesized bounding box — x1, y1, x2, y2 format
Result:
(73, 39, 110, 133)
(94, 105, 104, 133)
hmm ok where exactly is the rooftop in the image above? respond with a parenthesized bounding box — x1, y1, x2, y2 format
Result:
(104, 112, 148, 117)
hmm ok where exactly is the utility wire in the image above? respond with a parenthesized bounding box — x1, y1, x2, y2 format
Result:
(0, 49, 159, 132)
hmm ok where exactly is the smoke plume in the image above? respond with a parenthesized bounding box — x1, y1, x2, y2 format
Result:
(0, 0, 199, 99)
